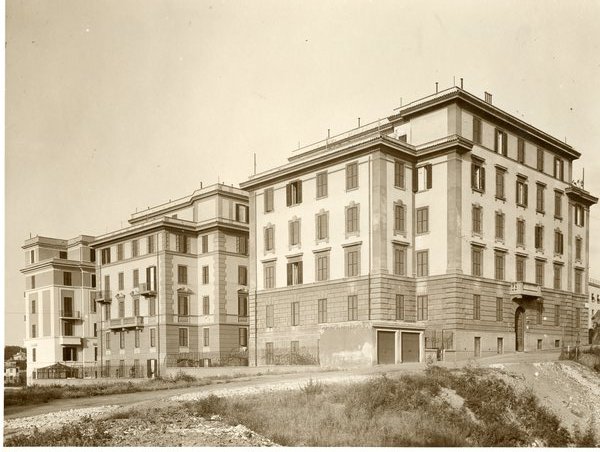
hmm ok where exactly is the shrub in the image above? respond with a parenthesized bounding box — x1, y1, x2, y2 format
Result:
(300, 378, 324, 397)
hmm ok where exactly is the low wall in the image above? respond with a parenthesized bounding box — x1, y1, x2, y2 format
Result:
(28, 377, 147, 387)
(164, 364, 320, 379)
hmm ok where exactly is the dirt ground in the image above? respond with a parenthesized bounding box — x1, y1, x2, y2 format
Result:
(5, 352, 599, 446)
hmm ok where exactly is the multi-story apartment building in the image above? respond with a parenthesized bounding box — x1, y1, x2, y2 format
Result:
(21, 235, 99, 381)
(587, 278, 600, 331)
(91, 184, 250, 378)
(241, 86, 597, 366)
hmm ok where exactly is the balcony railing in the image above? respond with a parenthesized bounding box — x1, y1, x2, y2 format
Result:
(139, 283, 156, 296)
(59, 310, 81, 319)
(108, 316, 145, 329)
(93, 290, 112, 303)
(509, 282, 542, 298)
(59, 336, 82, 346)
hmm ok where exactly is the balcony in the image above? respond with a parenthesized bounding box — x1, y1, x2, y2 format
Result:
(59, 310, 81, 319)
(139, 283, 156, 297)
(108, 316, 145, 330)
(94, 290, 112, 303)
(509, 282, 542, 299)
(59, 336, 82, 346)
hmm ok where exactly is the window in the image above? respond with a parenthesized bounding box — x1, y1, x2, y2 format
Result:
(118, 299, 125, 318)
(554, 191, 563, 218)
(495, 168, 505, 199)
(120, 331, 125, 349)
(496, 297, 503, 322)
(473, 294, 481, 320)
(575, 237, 582, 261)
(179, 328, 188, 347)
(554, 230, 564, 255)
(348, 295, 358, 321)
(291, 302, 300, 326)
(517, 138, 525, 163)
(117, 244, 124, 261)
(535, 225, 544, 250)
(104, 274, 111, 291)
(236, 204, 249, 223)
(554, 305, 560, 326)
(473, 117, 482, 144)
(318, 299, 327, 323)
(63, 271, 72, 286)
(133, 297, 139, 316)
(264, 263, 275, 288)
(202, 266, 209, 284)
(201, 235, 208, 253)
(31, 324, 37, 338)
(238, 294, 248, 318)
(266, 305, 274, 328)
(106, 332, 111, 349)
(575, 269, 583, 294)
(393, 246, 406, 276)
(495, 212, 505, 240)
(495, 129, 507, 156)
(147, 235, 155, 254)
(535, 260, 545, 286)
(553, 264, 562, 290)
(63, 347, 77, 362)
(536, 183, 545, 213)
(178, 295, 189, 316)
(395, 294, 405, 320)
(316, 253, 329, 281)
(472, 205, 482, 235)
(286, 180, 302, 206)
(31, 275, 36, 289)
(516, 256, 526, 282)
(264, 226, 274, 252)
(236, 266, 249, 289)
(94, 346, 98, 361)
(346, 162, 359, 190)
(394, 203, 406, 233)
(417, 295, 428, 320)
(31, 299, 36, 314)
(415, 164, 432, 191)
(417, 251, 429, 277)
(289, 220, 301, 246)
(495, 252, 505, 280)
(101, 248, 111, 264)
(316, 213, 328, 241)
(134, 330, 140, 348)
(536, 306, 543, 325)
(131, 240, 139, 257)
(32, 348, 36, 362)
(553, 157, 564, 181)
(203, 328, 210, 347)
(59, 251, 67, 259)
(266, 343, 274, 364)
(416, 207, 429, 234)
(575, 205, 585, 227)
(345, 247, 360, 277)
(90, 249, 96, 263)
(517, 219, 525, 246)
(394, 161, 405, 188)
(472, 247, 483, 277)
(91, 274, 96, 288)
(316, 172, 328, 198)
(345, 205, 359, 234)
(239, 328, 248, 347)
(535, 148, 545, 172)
(118, 272, 124, 290)
(516, 178, 528, 207)
(175, 234, 189, 253)
(90, 296, 96, 313)
(30, 250, 35, 264)
(264, 188, 274, 213)
(146, 266, 156, 291)
(178, 266, 188, 284)
(202, 296, 210, 315)
(287, 261, 303, 285)
(471, 160, 485, 192)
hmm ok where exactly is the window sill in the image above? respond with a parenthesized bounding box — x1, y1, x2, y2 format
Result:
(471, 187, 485, 194)
(536, 210, 545, 215)
(495, 196, 506, 202)
(345, 186, 359, 193)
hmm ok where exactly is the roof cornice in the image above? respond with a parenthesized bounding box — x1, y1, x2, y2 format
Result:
(20, 259, 96, 274)
(565, 186, 599, 207)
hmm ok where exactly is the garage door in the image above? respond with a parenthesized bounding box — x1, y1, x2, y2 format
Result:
(401, 332, 420, 363)
(377, 331, 396, 364)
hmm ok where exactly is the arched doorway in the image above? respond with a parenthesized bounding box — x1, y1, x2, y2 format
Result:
(515, 307, 525, 352)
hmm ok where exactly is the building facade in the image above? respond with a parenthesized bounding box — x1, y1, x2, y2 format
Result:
(91, 184, 250, 377)
(587, 278, 600, 330)
(241, 86, 597, 366)
(21, 235, 99, 381)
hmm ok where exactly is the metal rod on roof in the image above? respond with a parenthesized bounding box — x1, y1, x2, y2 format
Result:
(253, 153, 257, 175)
(327, 129, 330, 138)
(435, 82, 439, 93)
(460, 78, 464, 89)
(453, 76, 455, 86)
(358, 117, 361, 128)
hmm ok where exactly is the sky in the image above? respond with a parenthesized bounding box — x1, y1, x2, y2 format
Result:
(5, 0, 600, 345)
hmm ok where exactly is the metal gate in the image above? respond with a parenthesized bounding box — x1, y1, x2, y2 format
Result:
(377, 331, 396, 364)
(401, 332, 420, 362)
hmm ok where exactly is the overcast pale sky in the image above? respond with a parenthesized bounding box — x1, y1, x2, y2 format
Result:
(5, 0, 600, 345)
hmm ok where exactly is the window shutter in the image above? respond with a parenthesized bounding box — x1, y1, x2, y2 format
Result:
(471, 164, 476, 188)
(494, 131, 498, 152)
(286, 184, 291, 206)
(481, 167, 486, 191)
(235, 206, 240, 221)
(502, 133, 507, 155)
(516, 182, 519, 203)
(412, 166, 418, 192)
(298, 261, 303, 284)
(297, 181, 302, 203)
(287, 263, 292, 286)
(426, 165, 432, 189)
(524, 184, 528, 207)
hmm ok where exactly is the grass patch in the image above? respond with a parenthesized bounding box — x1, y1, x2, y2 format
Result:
(5, 422, 112, 447)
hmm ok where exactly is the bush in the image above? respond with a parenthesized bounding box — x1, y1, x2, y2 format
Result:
(300, 378, 324, 397)
(187, 394, 226, 417)
(5, 423, 112, 447)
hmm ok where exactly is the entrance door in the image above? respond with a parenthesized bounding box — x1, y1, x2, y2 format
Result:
(377, 331, 395, 364)
(474, 337, 481, 357)
(401, 332, 420, 362)
(146, 359, 156, 378)
(515, 307, 525, 352)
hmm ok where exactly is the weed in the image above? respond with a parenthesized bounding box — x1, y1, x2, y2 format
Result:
(299, 378, 324, 397)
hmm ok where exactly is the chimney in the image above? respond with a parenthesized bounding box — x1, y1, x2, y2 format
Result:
(484, 92, 493, 104)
